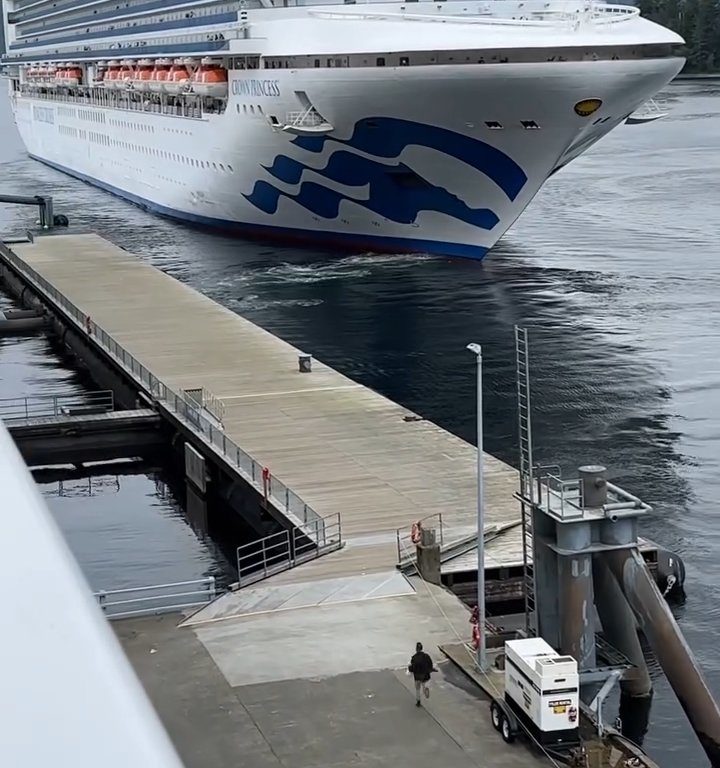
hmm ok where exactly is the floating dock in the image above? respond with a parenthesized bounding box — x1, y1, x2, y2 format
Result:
(0, 233, 665, 599)
(0, 232, 522, 584)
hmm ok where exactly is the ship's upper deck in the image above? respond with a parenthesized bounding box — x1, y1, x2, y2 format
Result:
(1, 0, 684, 65)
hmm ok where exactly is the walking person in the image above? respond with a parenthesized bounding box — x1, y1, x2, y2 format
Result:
(408, 642, 436, 707)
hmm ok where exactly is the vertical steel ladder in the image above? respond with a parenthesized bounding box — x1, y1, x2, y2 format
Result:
(515, 325, 537, 636)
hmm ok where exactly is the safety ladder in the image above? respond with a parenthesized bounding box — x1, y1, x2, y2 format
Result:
(515, 325, 537, 636)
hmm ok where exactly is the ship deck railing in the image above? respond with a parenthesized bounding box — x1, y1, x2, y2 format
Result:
(309, 3, 639, 27)
(15, 86, 228, 119)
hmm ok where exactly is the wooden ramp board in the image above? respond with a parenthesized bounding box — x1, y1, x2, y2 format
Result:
(7, 233, 522, 583)
(182, 571, 415, 626)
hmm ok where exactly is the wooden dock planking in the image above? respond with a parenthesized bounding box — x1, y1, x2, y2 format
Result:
(9, 233, 522, 581)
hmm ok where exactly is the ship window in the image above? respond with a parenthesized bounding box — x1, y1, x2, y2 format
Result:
(314, 59, 320, 68)
(212, 162, 217, 170)
(258, 105, 263, 114)
(250, 105, 255, 114)
(376, 57, 386, 67)
(269, 115, 279, 125)
(228, 164, 234, 172)
(521, 120, 540, 129)
(485, 121, 503, 129)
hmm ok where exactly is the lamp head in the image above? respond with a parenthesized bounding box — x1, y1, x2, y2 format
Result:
(466, 343, 482, 356)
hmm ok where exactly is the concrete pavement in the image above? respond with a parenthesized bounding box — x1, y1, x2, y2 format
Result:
(114, 579, 545, 768)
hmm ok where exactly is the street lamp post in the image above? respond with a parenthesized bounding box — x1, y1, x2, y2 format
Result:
(466, 343, 486, 672)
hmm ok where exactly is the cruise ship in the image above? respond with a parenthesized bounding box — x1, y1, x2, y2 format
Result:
(1, 0, 684, 259)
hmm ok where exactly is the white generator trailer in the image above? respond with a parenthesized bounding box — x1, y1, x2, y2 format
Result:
(490, 637, 581, 750)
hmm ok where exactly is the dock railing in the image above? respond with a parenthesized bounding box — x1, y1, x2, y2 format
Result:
(237, 513, 343, 588)
(94, 577, 216, 620)
(541, 473, 586, 520)
(0, 390, 114, 423)
(0, 244, 331, 549)
(395, 512, 444, 564)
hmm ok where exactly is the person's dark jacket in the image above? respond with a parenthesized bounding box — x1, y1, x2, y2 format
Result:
(409, 651, 434, 682)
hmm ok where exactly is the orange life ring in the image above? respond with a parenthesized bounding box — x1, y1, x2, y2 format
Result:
(410, 521, 423, 544)
(472, 622, 481, 650)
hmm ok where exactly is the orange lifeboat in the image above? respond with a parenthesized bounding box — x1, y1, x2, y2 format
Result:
(119, 60, 135, 88)
(165, 59, 190, 95)
(46, 65, 58, 85)
(133, 59, 153, 91)
(26, 66, 39, 84)
(148, 58, 171, 94)
(104, 60, 121, 89)
(65, 63, 82, 86)
(191, 58, 228, 99)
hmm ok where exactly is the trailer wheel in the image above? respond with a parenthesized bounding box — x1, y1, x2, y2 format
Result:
(500, 713, 516, 744)
(490, 700, 502, 732)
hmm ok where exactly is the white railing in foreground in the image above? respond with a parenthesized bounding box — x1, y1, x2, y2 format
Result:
(0, 418, 184, 767)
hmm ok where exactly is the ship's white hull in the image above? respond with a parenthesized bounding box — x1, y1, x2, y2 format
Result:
(11, 58, 682, 258)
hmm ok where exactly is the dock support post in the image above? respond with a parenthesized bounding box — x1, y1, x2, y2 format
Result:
(604, 547, 720, 766)
(416, 528, 441, 586)
(593, 555, 651, 698)
(557, 522, 596, 670)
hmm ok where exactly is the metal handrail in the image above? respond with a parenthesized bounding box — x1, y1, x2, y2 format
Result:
(183, 387, 225, 426)
(237, 513, 342, 587)
(542, 473, 585, 520)
(94, 576, 216, 620)
(285, 108, 326, 127)
(0, 390, 114, 422)
(395, 512, 444, 564)
(0, 243, 325, 536)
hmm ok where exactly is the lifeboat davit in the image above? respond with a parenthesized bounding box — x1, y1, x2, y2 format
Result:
(119, 60, 135, 88)
(148, 58, 171, 94)
(165, 59, 190, 95)
(93, 60, 107, 86)
(64, 63, 82, 86)
(191, 58, 228, 99)
(104, 61, 121, 89)
(133, 59, 153, 91)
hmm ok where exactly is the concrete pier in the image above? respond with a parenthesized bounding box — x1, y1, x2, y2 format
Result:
(113, 580, 545, 768)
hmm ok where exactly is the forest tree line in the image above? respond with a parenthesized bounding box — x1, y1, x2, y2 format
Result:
(638, 0, 720, 72)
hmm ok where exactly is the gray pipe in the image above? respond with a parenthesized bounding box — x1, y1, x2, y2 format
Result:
(604, 547, 720, 766)
(593, 555, 651, 698)
(605, 482, 644, 506)
(603, 501, 642, 512)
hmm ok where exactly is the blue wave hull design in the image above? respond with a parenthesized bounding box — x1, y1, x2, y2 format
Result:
(29, 153, 490, 259)
(245, 117, 527, 242)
